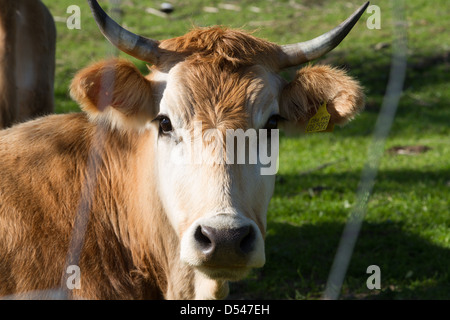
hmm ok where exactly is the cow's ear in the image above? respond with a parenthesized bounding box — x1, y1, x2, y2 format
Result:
(70, 58, 155, 131)
(279, 65, 364, 133)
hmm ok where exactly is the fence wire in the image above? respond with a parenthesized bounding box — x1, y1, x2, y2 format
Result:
(59, 0, 123, 299)
(323, 0, 408, 300)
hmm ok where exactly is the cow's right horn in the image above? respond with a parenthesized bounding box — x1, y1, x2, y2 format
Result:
(278, 1, 369, 69)
(87, 0, 161, 64)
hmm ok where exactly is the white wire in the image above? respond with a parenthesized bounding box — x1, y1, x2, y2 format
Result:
(59, 0, 122, 299)
(323, 0, 408, 300)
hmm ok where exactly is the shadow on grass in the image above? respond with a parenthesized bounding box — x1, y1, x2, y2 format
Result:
(229, 220, 450, 299)
(273, 167, 450, 198)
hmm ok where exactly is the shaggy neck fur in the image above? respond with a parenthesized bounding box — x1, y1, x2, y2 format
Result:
(67, 116, 228, 299)
(70, 117, 194, 299)
(0, 113, 202, 299)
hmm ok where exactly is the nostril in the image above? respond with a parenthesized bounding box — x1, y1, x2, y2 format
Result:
(194, 224, 256, 260)
(239, 226, 255, 255)
(194, 225, 215, 256)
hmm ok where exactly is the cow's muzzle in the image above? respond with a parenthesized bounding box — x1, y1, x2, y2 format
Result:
(195, 225, 255, 263)
(180, 214, 265, 280)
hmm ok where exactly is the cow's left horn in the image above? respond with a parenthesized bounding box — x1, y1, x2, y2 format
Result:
(87, 0, 160, 64)
(278, 1, 369, 69)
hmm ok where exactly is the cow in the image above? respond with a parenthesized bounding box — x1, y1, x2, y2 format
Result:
(0, 0, 367, 299)
(0, 0, 56, 129)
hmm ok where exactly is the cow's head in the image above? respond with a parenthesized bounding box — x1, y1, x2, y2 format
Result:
(72, 0, 366, 286)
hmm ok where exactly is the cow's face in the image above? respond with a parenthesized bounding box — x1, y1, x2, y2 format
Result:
(75, 0, 367, 283)
(149, 60, 285, 280)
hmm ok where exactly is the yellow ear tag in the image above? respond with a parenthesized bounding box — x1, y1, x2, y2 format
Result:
(305, 102, 334, 133)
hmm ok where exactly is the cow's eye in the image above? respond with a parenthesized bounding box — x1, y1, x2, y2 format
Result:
(160, 117, 173, 133)
(155, 115, 173, 134)
(264, 115, 281, 130)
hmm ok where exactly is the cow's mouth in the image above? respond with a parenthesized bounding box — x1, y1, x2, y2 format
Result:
(196, 265, 252, 281)
(180, 215, 266, 281)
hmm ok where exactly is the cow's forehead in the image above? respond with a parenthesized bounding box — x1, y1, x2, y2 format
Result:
(153, 60, 283, 130)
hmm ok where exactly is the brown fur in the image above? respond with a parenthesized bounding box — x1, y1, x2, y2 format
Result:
(280, 64, 365, 126)
(158, 26, 282, 71)
(70, 59, 155, 131)
(0, 114, 193, 299)
(179, 62, 252, 132)
(0, 26, 364, 299)
(0, 0, 56, 129)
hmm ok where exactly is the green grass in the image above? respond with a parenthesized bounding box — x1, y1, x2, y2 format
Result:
(42, 0, 449, 299)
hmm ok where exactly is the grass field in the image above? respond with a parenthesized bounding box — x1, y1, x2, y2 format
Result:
(42, 0, 449, 299)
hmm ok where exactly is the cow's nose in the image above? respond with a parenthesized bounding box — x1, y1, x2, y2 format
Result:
(194, 225, 255, 259)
